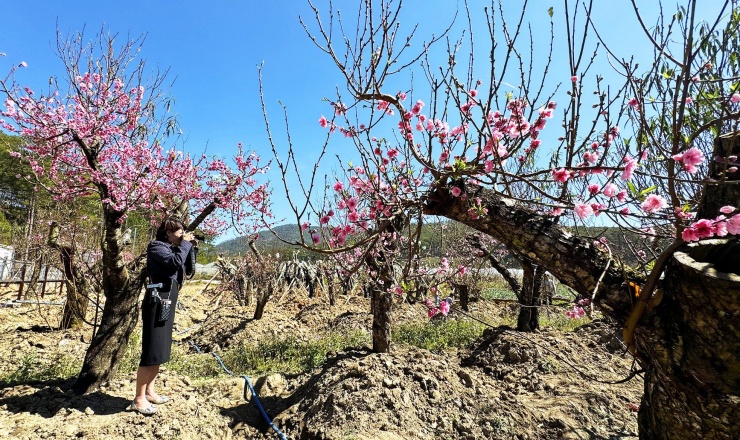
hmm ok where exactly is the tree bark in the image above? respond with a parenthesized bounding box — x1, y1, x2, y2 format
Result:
(697, 133, 740, 220)
(47, 222, 90, 330)
(637, 240, 740, 439)
(424, 183, 636, 320)
(517, 260, 545, 332)
(253, 283, 272, 320)
(370, 287, 393, 352)
(454, 282, 470, 312)
(72, 211, 144, 394)
(424, 182, 740, 439)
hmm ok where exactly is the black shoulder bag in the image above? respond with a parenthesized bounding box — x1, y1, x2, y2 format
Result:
(146, 281, 172, 323)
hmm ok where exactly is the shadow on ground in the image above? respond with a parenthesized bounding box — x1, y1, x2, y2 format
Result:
(0, 378, 130, 417)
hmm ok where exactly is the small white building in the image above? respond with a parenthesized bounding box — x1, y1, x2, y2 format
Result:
(0, 244, 14, 280)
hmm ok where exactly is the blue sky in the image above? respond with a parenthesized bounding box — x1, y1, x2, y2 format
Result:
(1, 0, 730, 240)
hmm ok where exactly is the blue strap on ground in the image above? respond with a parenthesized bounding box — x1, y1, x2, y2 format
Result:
(211, 352, 288, 440)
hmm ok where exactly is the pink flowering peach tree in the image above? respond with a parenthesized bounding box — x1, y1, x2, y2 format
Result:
(267, 0, 739, 437)
(1, 31, 270, 394)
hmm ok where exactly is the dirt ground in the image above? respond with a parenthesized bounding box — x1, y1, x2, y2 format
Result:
(0, 281, 643, 439)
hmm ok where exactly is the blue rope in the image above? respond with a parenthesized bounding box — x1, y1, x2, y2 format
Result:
(209, 351, 288, 440)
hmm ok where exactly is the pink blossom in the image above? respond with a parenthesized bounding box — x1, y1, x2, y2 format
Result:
(584, 151, 599, 164)
(672, 147, 704, 173)
(320, 215, 331, 224)
(311, 234, 321, 245)
(727, 214, 740, 235)
(333, 181, 344, 192)
(484, 160, 494, 173)
(693, 219, 716, 239)
(685, 97, 693, 105)
(641, 194, 668, 214)
(571, 76, 579, 83)
(731, 93, 740, 104)
(451, 186, 462, 197)
(621, 156, 638, 181)
(574, 203, 594, 219)
(681, 227, 699, 242)
(552, 168, 570, 183)
(301, 222, 310, 231)
(715, 217, 728, 237)
(387, 148, 399, 160)
(319, 116, 328, 128)
(602, 183, 618, 198)
(333, 102, 347, 115)
(588, 184, 600, 195)
(439, 300, 450, 315)
(720, 205, 736, 214)
(628, 97, 640, 109)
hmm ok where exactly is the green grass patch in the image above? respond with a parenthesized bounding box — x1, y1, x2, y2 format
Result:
(481, 286, 518, 300)
(394, 318, 487, 351)
(0, 351, 81, 385)
(116, 329, 367, 381)
(478, 279, 518, 301)
(220, 331, 368, 377)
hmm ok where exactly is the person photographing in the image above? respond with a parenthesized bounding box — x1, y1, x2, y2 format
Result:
(128, 216, 197, 414)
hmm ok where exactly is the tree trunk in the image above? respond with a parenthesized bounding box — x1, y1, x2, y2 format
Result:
(423, 181, 740, 438)
(454, 283, 470, 312)
(253, 283, 272, 320)
(73, 212, 143, 394)
(371, 286, 393, 352)
(517, 261, 545, 332)
(47, 222, 90, 330)
(467, 233, 545, 331)
(697, 132, 739, 220)
(636, 239, 740, 439)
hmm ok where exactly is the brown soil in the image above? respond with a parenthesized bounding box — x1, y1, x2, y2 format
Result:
(0, 282, 642, 439)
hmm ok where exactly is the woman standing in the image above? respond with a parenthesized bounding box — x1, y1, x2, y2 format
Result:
(128, 216, 196, 414)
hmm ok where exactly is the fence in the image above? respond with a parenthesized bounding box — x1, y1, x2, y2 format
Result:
(0, 260, 66, 300)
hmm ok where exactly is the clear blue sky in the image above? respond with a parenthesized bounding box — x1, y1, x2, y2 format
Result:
(1, 0, 729, 240)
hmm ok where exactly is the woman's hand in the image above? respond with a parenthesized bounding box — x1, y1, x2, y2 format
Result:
(182, 232, 195, 242)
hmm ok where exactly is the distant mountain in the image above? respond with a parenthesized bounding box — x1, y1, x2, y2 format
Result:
(215, 224, 312, 255)
(215, 222, 647, 266)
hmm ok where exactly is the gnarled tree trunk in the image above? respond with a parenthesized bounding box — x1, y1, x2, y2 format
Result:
(47, 222, 91, 330)
(424, 181, 739, 439)
(636, 240, 740, 439)
(72, 212, 145, 394)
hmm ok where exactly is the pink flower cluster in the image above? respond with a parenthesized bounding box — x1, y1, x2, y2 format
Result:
(672, 147, 705, 174)
(425, 297, 451, 318)
(681, 206, 740, 242)
(565, 306, 586, 319)
(2, 68, 270, 235)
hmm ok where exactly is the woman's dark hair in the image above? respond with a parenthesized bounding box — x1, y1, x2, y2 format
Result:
(155, 216, 186, 242)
